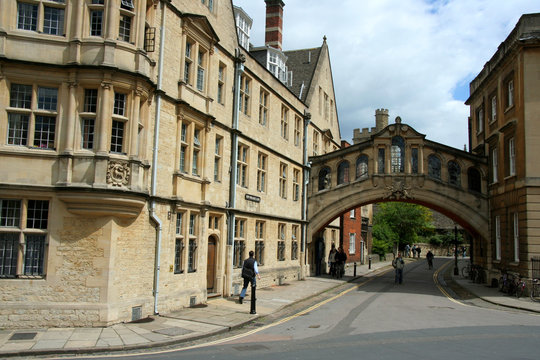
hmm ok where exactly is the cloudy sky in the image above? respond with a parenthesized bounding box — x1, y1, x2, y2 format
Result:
(232, 0, 538, 149)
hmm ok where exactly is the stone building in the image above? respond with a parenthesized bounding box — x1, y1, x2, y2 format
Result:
(467, 13, 540, 281)
(0, 0, 341, 328)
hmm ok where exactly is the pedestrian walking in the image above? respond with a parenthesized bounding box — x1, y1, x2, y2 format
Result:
(416, 246, 422, 259)
(392, 252, 405, 284)
(335, 246, 347, 278)
(328, 243, 337, 277)
(426, 250, 434, 270)
(412, 244, 417, 258)
(405, 244, 411, 258)
(239, 250, 261, 314)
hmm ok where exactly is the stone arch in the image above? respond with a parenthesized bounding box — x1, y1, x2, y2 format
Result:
(308, 182, 488, 244)
(356, 154, 369, 180)
(337, 160, 350, 185)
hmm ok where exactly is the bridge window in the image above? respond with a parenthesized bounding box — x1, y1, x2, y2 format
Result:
(337, 161, 350, 185)
(448, 161, 461, 186)
(468, 167, 481, 192)
(411, 148, 418, 174)
(378, 148, 385, 173)
(391, 136, 405, 173)
(428, 155, 441, 180)
(318, 167, 331, 191)
(356, 155, 368, 179)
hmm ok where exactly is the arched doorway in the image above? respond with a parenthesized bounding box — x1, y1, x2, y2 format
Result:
(207, 236, 217, 292)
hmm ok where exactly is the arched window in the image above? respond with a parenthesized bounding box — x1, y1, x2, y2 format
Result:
(318, 167, 331, 191)
(448, 161, 461, 186)
(356, 154, 368, 179)
(337, 161, 350, 185)
(428, 155, 441, 180)
(468, 167, 481, 192)
(391, 136, 405, 173)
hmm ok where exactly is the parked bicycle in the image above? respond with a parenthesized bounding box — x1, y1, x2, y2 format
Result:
(514, 276, 526, 298)
(461, 262, 484, 283)
(499, 271, 516, 295)
(531, 278, 540, 302)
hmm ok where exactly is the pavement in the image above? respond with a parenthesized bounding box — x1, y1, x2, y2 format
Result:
(1, 257, 540, 358)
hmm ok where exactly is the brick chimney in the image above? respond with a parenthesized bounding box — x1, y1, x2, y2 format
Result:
(265, 0, 285, 50)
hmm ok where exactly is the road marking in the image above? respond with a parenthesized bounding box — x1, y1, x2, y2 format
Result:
(51, 268, 394, 359)
(433, 259, 474, 307)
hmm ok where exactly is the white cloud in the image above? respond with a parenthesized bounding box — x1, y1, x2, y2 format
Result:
(232, 0, 538, 148)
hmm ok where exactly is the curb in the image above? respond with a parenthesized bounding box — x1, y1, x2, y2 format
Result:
(0, 276, 365, 358)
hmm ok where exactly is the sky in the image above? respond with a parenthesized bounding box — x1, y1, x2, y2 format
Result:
(232, 0, 538, 149)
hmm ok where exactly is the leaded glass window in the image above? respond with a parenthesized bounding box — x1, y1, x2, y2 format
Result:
(448, 161, 461, 186)
(337, 161, 350, 185)
(356, 155, 368, 179)
(391, 136, 405, 173)
(428, 155, 441, 180)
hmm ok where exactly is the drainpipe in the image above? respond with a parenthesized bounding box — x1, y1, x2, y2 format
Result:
(301, 111, 311, 278)
(150, 0, 166, 315)
(227, 49, 245, 296)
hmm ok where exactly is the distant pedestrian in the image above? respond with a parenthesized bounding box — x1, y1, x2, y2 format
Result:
(392, 252, 405, 284)
(416, 246, 422, 259)
(405, 244, 411, 258)
(239, 250, 261, 311)
(328, 243, 337, 277)
(412, 244, 417, 258)
(426, 250, 434, 270)
(335, 246, 347, 279)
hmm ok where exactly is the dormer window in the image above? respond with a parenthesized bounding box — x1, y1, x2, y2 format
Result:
(234, 6, 252, 49)
(267, 48, 288, 84)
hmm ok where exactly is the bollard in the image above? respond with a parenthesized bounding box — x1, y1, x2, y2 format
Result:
(354, 262, 357, 277)
(369, 256, 372, 269)
(250, 284, 256, 314)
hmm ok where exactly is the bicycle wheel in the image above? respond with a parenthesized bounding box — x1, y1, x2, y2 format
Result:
(531, 282, 540, 302)
(461, 266, 469, 278)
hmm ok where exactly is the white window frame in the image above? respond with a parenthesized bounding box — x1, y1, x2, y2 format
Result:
(509, 137, 515, 176)
(495, 215, 501, 261)
(349, 233, 356, 255)
(491, 148, 498, 183)
(490, 95, 497, 123)
(513, 212, 519, 263)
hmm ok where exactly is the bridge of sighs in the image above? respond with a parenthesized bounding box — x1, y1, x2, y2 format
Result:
(307, 118, 489, 253)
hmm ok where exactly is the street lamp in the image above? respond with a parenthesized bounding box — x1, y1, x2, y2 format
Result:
(454, 225, 459, 275)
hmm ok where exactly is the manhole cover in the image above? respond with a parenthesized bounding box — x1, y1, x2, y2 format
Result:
(10, 332, 37, 341)
(154, 327, 193, 336)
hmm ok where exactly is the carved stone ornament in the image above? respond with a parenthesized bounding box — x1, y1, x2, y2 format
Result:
(107, 160, 131, 187)
(384, 179, 412, 200)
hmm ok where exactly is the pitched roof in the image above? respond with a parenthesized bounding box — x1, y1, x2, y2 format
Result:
(283, 47, 322, 102)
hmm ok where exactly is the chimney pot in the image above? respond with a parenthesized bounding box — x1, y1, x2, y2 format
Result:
(265, 0, 285, 50)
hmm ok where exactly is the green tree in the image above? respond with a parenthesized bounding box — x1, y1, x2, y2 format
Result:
(372, 202, 432, 253)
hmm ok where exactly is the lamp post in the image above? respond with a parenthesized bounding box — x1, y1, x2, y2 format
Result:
(454, 225, 459, 275)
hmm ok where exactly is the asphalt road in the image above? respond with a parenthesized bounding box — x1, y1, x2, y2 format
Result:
(48, 258, 540, 360)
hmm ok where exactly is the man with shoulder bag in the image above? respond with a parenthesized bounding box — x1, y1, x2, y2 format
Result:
(239, 251, 261, 313)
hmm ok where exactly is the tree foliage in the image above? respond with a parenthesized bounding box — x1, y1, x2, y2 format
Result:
(371, 202, 433, 256)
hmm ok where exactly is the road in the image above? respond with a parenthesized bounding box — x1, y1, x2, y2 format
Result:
(48, 258, 540, 360)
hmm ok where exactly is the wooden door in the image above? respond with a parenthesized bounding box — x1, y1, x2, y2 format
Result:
(207, 238, 216, 290)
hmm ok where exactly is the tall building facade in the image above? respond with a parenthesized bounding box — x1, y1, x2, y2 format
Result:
(467, 13, 540, 281)
(0, 0, 341, 328)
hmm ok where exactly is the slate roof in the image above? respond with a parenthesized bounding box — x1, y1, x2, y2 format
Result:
(284, 47, 322, 103)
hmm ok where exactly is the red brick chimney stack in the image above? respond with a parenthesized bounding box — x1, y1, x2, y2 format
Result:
(264, 0, 285, 50)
